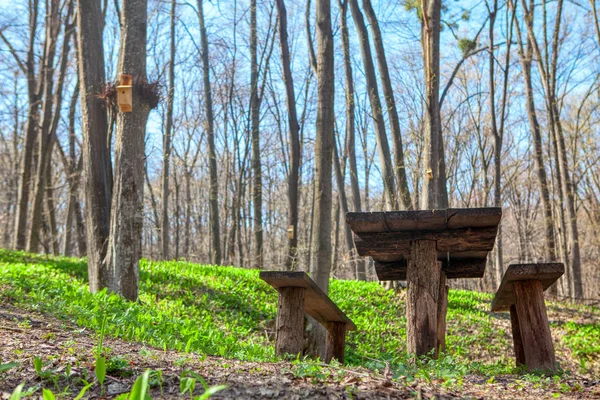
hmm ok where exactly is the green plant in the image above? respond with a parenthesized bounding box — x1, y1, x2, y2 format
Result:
(0, 362, 19, 375)
(96, 314, 108, 391)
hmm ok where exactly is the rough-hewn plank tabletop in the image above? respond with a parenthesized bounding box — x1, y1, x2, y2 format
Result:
(260, 271, 356, 330)
(491, 263, 564, 312)
(346, 207, 502, 281)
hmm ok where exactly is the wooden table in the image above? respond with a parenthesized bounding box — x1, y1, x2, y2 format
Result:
(346, 207, 501, 357)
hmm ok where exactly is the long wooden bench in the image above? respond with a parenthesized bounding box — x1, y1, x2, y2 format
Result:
(491, 263, 564, 373)
(260, 271, 356, 363)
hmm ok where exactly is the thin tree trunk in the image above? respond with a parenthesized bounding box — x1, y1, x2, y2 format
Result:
(512, 0, 557, 272)
(197, 0, 221, 265)
(348, 0, 397, 210)
(362, 0, 412, 209)
(77, 0, 112, 292)
(44, 163, 59, 255)
(275, 0, 301, 270)
(488, 0, 502, 286)
(161, 0, 176, 260)
(309, 0, 334, 360)
(420, 0, 448, 210)
(250, 0, 263, 268)
(8, 0, 40, 250)
(104, 0, 152, 301)
(338, 0, 365, 280)
(28, 0, 72, 252)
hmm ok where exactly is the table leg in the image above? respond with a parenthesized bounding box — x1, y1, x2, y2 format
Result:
(406, 240, 441, 357)
(436, 268, 448, 354)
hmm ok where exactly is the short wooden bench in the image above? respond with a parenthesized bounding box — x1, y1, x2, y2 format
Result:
(491, 263, 564, 373)
(260, 271, 356, 363)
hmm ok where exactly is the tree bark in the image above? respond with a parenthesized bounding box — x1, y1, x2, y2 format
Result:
(10, 0, 40, 250)
(512, 0, 559, 289)
(348, 0, 397, 210)
(309, 0, 335, 359)
(104, 0, 152, 301)
(362, 0, 412, 210)
(197, 0, 222, 265)
(250, 0, 263, 268)
(28, 0, 71, 252)
(160, 0, 176, 260)
(420, 0, 448, 210)
(275, 0, 301, 270)
(77, 0, 113, 292)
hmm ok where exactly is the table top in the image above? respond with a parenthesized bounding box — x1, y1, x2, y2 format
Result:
(346, 207, 502, 281)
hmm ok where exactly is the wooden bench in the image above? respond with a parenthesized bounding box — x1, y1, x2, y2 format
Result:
(491, 263, 564, 373)
(260, 271, 356, 363)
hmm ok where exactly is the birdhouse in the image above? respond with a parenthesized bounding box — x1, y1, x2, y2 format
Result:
(117, 74, 133, 112)
(287, 225, 295, 240)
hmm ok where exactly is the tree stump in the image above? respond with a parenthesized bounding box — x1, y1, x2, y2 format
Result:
(275, 287, 305, 357)
(513, 280, 556, 372)
(407, 240, 440, 357)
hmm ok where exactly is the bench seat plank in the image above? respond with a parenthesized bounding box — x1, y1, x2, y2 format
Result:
(260, 271, 356, 331)
(491, 263, 564, 311)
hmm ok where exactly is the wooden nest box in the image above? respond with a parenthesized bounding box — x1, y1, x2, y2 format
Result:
(117, 74, 133, 112)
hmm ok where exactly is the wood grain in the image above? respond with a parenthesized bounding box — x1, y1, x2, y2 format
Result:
(510, 304, 526, 367)
(513, 280, 557, 372)
(406, 240, 440, 357)
(260, 271, 356, 330)
(436, 269, 448, 354)
(374, 258, 486, 281)
(275, 287, 305, 357)
(491, 263, 564, 311)
(346, 207, 502, 233)
(325, 322, 347, 363)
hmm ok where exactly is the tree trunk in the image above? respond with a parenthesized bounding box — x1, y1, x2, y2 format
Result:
(275, 0, 301, 270)
(309, 0, 334, 359)
(512, 0, 559, 289)
(11, 0, 40, 250)
(362, 0, 412, 210)
(420, 0, 448, 210)
(28, 0, 71, 252)
(348, 0, 397, 210)
(104, 0, 152, 301)
(197, 0, 221, 265)
(160, 0, 176, 260)
(76, 0, 112, 292)
(250, 0, 263, 268)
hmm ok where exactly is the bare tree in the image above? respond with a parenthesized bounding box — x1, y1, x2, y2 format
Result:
(348, 0, 397, 210)
(420, 0, 448, 210)
(362, 0, 412, 209)
(275, 0, 301, 269)
(76, 0, 113, 292)
(161, 0, 176, 260)
(1, 0, 40, 250)
(104, 0, 155, 301)
(197, 0, 221, 265)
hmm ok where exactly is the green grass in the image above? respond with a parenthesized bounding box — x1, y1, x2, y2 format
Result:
(0, 249, 598, 381)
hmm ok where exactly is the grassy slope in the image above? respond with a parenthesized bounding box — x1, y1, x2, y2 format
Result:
(0, 249, 598, 383)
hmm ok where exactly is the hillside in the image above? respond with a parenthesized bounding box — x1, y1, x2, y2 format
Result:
(0, 250, 599, 398)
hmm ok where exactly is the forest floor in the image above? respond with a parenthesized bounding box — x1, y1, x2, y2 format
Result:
(1, 250, 599, 399)
(2, 304, 599, 399)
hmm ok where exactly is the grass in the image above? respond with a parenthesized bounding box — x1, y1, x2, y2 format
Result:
(0, 249, 599, 385)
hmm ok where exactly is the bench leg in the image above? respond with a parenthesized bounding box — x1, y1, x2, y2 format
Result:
(407, 240, 440, 357)
(509, 304, 526, 367)
(325, 322, 346, 364)
(436, 268, 448, 354)
(275, 287, 305, 357)
(513, 279, 557, 373)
